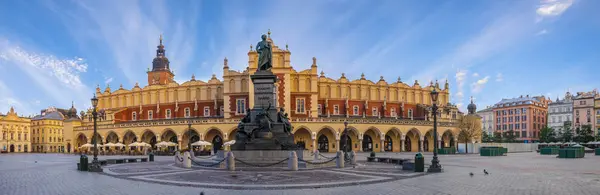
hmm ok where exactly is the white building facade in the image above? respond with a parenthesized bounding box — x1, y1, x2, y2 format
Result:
(477, 106, 495, 136)
(548, 92, 573, 132)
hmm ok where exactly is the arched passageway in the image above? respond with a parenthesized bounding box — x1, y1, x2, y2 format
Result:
(293, 128, 312, 151)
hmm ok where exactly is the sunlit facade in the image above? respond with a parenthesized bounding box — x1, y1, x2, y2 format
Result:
(71, 33, 466, 153)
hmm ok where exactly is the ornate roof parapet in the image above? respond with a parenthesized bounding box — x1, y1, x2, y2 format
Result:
(223, 57, 229, 69)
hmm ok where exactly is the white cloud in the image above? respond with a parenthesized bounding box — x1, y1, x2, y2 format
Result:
(537, 0, 574, 17)
(0, 38, 92, 114)
(472, 72, 479, 77)
(104, 77, 113, 84)
(471, 76, 490, 93)
(496, 73, 504, 82)
(536, 29, 548, 36)
(455, 69, 468, 87)
(455, 91, 464, 99)
(48, 0, 199, 85)
(0, 45, 87, 88)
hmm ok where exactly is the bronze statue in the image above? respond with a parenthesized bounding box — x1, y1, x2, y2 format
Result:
(256, 34, 272, 71)
(278, 107, 292, 135)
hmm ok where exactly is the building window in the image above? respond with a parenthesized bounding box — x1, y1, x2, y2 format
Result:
(580, 101, 585, 105)
(185, 107, 191, 117)
(576, 118, 580, 123)
(204, 106, 210, 117)
(148, 110, 153, 120)
(353, 106, 359, 116)
(587, 116, 591, 123)
(317, 104, 322, 115)
(372, 107, 378, 116)
(522, 131, 527, 138)
(220, 106, 224, 116)
(522, 123, 527, 129)
(391, 108, 396, 117)
(165, 109, 171, 119)
(576, 110, 579, 115)
(236, 99, 246, 115)
(408, 109, 413, 119)
(296, 98, 306, 114)
(551, 116, 556, 123)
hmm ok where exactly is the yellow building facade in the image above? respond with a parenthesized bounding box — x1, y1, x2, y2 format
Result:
(31, 107, 66, 153)
(0, 107, 31, 153)
(71, 33, 466, 153)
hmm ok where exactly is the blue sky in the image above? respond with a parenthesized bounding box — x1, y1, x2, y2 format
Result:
(0, 0, 598, 116)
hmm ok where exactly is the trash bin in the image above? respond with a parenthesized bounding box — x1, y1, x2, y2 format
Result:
(149, 152, 155, 162)
(414, 153, 424, 172)
(79, 155, 89, 171)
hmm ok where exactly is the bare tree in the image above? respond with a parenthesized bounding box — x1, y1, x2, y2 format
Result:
(458, 115, 482, 153)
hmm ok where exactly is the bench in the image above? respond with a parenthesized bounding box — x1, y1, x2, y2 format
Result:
(140, 158, 148, 162)
(116, 159, 125, 164)
(127, 158, 138, 163)
(402, 162, 415, 171)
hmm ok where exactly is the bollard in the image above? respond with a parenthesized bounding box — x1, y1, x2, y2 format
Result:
(149, 152, 154, 162)
(174, 153, 181, 166)
(226, 152, 235, 171)
(183, 152, 192, 168)
(314, 150, 319, 161)
(336, 151, 345, 168)
(288, 151, 298, 171)
(350, 151, 357, 165)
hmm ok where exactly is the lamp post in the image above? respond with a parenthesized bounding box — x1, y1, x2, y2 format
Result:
(89, 94, 103, 172)
(187, 120, 192, 151)
(428, 88, 442, 173)
(340, 121, 353, 161)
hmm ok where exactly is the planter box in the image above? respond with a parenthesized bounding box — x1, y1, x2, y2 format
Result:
(437, 147, 456, 155)
(540, 147, 559, 155)
(596, 148, 600, 156)
(480, 146, 506, 156)
(558, 147, 585, 158)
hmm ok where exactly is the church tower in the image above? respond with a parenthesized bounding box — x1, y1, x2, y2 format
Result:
(147, 34, 174, 85)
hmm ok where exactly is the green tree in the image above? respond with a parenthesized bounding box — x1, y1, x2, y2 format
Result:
(481, 131, 492, 143)
(493, 131, 503, 143)
(503, 130, 517, 143)
(539, 126, 555, 143)
(575, 125, 594, 143)
(560, 123, 573, 142)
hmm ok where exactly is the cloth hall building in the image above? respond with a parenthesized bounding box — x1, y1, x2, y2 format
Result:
(70, 34, 467, 154)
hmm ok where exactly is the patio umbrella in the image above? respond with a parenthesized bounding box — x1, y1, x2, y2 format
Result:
(104, 143, 115, 147)
(223, 140, 236, 146)
(114, 143, 126, 148)
(156, 141, 169, 147)
(128, 142, 141, 147)
(80, 143, 93, 148)
(191, 140, 212, 146)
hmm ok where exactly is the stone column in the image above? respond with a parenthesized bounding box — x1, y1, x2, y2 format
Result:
(419, 138, 424, 152)
(359, 139, 363, 152)
(401, 138, 405, 152)
(336, 138, 340, 152)
(380, 139, 385, 152)
(438, 140, 442, 149)
(312, 139, 317, 153)
(454, 138, 459, 152)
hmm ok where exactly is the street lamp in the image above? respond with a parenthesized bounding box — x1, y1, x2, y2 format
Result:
(428, 88, 443, 173)
(89, 94, 103, 172)
(187, 120, 192, 151)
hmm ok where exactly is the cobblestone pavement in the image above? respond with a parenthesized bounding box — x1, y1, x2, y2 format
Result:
(1, 152, 600, 195)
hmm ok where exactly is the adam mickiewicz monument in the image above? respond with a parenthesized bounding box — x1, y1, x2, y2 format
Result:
(231, 34, 296, 151)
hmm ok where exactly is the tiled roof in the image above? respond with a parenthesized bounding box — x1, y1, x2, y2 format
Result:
(32, 111, 65, 120)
